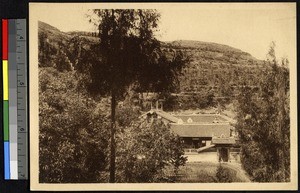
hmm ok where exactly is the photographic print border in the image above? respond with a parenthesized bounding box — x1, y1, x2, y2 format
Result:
(29, 2, 298, 191)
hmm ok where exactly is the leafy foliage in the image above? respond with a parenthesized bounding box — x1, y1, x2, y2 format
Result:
(215, 164, 234, 182)
(115, 105, 141, 128)
(38, 12, 189, 183)
(87, 9, 189, 182)
(87, 9, 188, 97)
(39, 67, 110, 183)
(235, 43, 290, 182)
(116, 118, 187, 182)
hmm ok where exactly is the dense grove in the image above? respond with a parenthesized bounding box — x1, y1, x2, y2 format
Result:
(39, 68, 110, 182)
(38, 20, 187, 183)
(39, 66, 187, 183)
(235, 45, 290, 182)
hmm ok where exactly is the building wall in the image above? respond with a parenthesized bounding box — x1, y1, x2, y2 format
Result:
(182, 137, 212, 149)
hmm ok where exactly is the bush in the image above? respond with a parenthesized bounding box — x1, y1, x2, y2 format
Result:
(116, 118, 186, 182)
(215, 164, 236, 183)
(39, 68, 110, 183)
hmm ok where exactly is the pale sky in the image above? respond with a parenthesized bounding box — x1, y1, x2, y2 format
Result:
(31, 3, 296, 65)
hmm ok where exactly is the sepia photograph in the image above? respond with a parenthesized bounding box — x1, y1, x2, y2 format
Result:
(29, 2, 297, 191)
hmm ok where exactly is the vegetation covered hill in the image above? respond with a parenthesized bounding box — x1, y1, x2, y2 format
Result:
(163, 40, 265, 92)
(38, 21, 267, 110)
(160, 40, 267, 110)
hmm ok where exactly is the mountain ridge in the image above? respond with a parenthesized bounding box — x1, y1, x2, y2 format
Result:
(38, 20, 260, 62)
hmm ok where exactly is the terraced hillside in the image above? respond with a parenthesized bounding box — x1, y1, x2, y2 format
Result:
(38, 21, 267, 110)
(162, 40, 265, 93)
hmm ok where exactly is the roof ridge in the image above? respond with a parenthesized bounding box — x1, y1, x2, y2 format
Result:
(170, 123, 231, 126)
(174, 114, 218, 116)
(155, 110, 179, 123)
(140, 109, 180, 123)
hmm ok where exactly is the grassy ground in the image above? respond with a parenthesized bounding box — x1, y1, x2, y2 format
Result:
(164, 161, 251, 183)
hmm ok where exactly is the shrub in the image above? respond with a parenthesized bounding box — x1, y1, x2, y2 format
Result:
(215, 164, 236, 183)
(116, 118, 186, 182)
(39, 68, 110, 183)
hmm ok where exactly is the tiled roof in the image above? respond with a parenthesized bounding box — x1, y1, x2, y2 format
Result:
(197, 144, 216, 152)
(140, 109, 179, 123)
(170, 123, 232, 138)
(212, 137, 236, 144)
(155, 110, 180, 123)
(141, 109, 234, 125)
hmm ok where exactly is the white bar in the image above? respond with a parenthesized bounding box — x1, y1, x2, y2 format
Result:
(10, 148, 18, 179)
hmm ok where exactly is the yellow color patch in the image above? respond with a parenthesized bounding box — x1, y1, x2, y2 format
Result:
(3, 60, 8, 100)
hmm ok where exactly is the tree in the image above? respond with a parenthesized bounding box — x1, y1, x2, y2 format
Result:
(38, 32, 56, 68)
(116, 118, 186, 182)
(235, 42, 290, 182)
(39, 67, 110, 183)
(88, 9, 188, 182)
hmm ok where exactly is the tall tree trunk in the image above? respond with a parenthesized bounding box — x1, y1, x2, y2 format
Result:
(109, 90, 116, 183)
(109, 9, 117, 183)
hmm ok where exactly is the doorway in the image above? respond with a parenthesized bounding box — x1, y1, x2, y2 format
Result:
(219, 147, 229, 162)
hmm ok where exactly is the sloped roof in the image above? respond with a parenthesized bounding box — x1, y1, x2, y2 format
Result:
(212, 137, 236, 144)
(170, 123, 232, 138)
(174, 114, 227, 123)
(140, 109, 234, 125)
(140, 109, 179, 123)
(218, 114, 236, 124)
(155, 110, 180, 123)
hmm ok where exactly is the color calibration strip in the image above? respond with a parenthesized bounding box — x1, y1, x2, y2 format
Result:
(9, 19, 18, 179)
(3, 19, 10, 180)
(2, 19, 28, 180)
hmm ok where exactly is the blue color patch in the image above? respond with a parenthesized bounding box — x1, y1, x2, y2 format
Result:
(4, 142, 10, 179)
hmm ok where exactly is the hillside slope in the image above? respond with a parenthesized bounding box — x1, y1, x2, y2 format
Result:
(162, 40, 265, 93)
(38, 21, 267, 110)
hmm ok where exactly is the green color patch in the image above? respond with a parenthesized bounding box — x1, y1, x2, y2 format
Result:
(3, 100, 9, 141)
